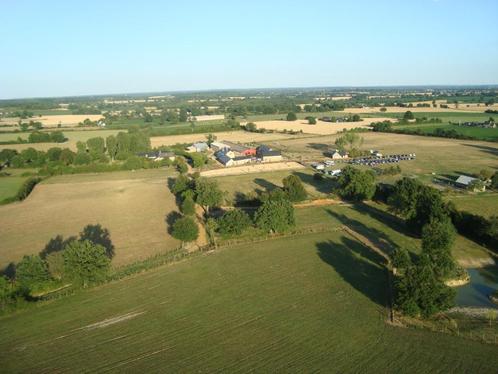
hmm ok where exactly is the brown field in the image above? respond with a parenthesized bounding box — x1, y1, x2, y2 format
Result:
(200, 161, 304, 177)
(0, 169, 180, 269)
(0, 114, 103, 127)
(150, 130, 300, 147)
(249, 118, 390, 135)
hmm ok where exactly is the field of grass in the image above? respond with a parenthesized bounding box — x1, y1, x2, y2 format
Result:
(446, 192, 498, 218)
(395, 123, 498, 141)
(1, 230, 497, 372)
(0, 176, 27, 201)
(215, 168, 335, 201)
(268, 132, 498, 178)
(0, 169, 180, 269)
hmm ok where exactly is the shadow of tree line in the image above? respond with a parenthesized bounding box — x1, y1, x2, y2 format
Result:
(316, 236, 387, 307)
(1, 224, 115, 280)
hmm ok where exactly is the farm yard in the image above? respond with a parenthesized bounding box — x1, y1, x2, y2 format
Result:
(0, 228, 497, 373)
(0, 169, 180, 268)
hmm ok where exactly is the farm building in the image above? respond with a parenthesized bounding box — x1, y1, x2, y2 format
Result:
(137, 150, 175, 161)
(232, 156, 253, 166)
(216, 151, 234, 167)
(221, 141, 256, 156)
(210, 141, 231, 152)
(326, 149, 349, 159)
(455, 175, 486, 192)
(187, 142, 209, 153)
(256, 145, 283, 162)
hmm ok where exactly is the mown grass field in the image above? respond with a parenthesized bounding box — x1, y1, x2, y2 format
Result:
(1, 230, 497, 372)
(0, 169, 180, 269)
(446, 192, 498, 218)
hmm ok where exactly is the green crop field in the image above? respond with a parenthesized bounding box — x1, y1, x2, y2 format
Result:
(0, 176, 26, 201)
(1, 229, 497, 372)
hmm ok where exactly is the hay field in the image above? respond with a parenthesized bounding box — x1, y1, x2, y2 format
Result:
(0, 114, 103, 127)
(1, 227, 497, 372)
(150, 130, 299, 147)
(249, 118, 389, 135)
(0, 169, 179, 268)
(0, 129, 121, 152)
(194, 114, 225, 121)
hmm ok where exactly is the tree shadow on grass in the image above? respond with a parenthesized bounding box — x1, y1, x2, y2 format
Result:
(0, 262, 16, 280)
(165, 211, 182, 234)
(292, 171, 336, 194)
(316, 236, 387, 307)
(80, 224, 115, 259)
(39, 235, 77, 259)
(325, 207, 401, 258)
(462, 143, 498, 157)
(254, 178, 279, 192)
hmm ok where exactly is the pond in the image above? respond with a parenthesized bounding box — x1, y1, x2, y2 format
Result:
(456, 267, 498, 309)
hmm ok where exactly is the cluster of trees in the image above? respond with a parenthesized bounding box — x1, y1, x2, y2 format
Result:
(1, 225, 114, 312)
(1, 131, 153, 174)
(337, 166, 376, 201)
(303, 101, 346, 112)
(385, 178, 459, 316)
(0, 131, 64, 145)
(335, 132, 365, 158)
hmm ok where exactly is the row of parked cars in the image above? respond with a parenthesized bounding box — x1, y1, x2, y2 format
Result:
(347, 154, 416, 166)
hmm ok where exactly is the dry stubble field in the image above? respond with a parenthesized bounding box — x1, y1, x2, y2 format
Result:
(0, 169, 180, 269)
(0, 114, 103, 127)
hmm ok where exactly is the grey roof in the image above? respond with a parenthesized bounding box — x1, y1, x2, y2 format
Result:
(455, 175, 478, 186)
(221, 141, 252, 153)
(233, 156, 252, 161)
(216, 153, 232, 165)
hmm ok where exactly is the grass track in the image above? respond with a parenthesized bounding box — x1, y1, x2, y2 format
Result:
(0, 231, 497, 372)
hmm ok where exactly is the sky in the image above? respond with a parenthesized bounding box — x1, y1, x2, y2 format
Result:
(1, 0, 498, 99)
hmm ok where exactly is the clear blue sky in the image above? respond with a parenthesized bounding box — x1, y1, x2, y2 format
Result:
(1, 0, 498, 99)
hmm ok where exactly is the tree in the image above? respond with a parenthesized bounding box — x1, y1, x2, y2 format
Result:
(205, 133, 217, 146)
(392, 248, 411, 270)
(286, 112, 297, 121)
(172, 174, 191, 194)
(282, 175, 307, 202)
(409, 186, 450, 230)
(15, 255, 50, 291)
(467, 179, 485, 192)
(172, 216, 199, 244)
(217, 209, 252, 235)
(47, 147, 62, 162)
(86, 137, 105, 157)
(492, 171, 498, 189)
(245, 122, 257, 132)
(307, 116, 316, 125)
(421, 218, 456, 279)
(403, 111, 415, 121)
(380, 107, 387, 112)
(76, 141, 86, 153)
(337, 166, 376, 201)
(45, 251, 65, 280)
(74, 151, 92, 165)
(195, 178, 224, 213)
(479, 169, 493, 181)
(175, 158, 188, 174)
(387, 177, 423, 218)
(255, 196, 295, 233)
(59, 149, 75, 165)
(181, 195, 196, 216)
(63, 240, 110, 287)
(106, 135, 118, 160)
(394, 255, 455, 318)
(179, 109, 188, 122)
(334, 132, 364, 153)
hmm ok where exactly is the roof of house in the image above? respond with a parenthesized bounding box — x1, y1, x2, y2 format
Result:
(233, 156, 252, 161)
(193, 142, 209, 149)
(218, 155, 233, 165)
(329, 149, 348, 156)
(210, 141, 230, 149)
(455, 175, 478, 186)
(221, 141, 253, 153)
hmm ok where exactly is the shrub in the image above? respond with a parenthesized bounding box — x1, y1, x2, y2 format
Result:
(282, 175, 307, 202)
(286, 112, 297, 121)
(255, 196, 295, 233)
(217, 209, 252, 235)
(172, 216, 199, 243)
(337, 166, 376, 201)
(15, 255, 50, 292)
(181, 195, 196, 216)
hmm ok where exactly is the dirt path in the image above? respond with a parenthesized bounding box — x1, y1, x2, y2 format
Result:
(200, 162, 304, 177)
(195, 205, 208, 248)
